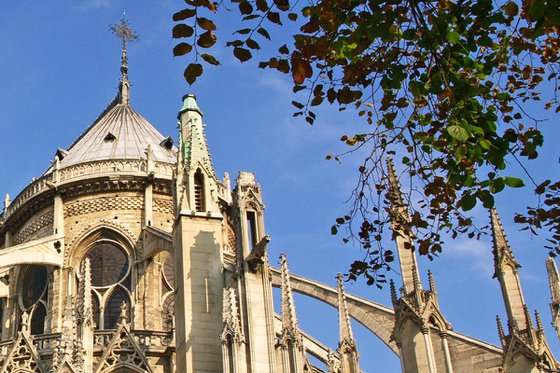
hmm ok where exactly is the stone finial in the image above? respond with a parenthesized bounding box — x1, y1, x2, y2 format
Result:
(428, 270, 437, 294)
(497, 315, 505, 344)
(390, 279, 398, 308)
(3, 194, 10, 211)
(118, 302, 129, 325)
(21, 311, 29, 335)
(535, 310, 543, 332)
(110, 12, 138, 106)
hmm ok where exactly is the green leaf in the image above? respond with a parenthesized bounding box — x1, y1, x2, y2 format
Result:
(479, 138, 492, 150)
(184, 63, 203, 85)
(445, 31, 460, 44)
(460, 194, 477, 211)
(504, 177, 525, 188)
(447, 125, 469, 142)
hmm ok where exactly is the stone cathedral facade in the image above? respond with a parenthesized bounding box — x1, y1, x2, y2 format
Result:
(0, 22, 559, 373)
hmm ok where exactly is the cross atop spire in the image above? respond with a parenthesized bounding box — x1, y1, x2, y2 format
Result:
(110, 12, 138, 105)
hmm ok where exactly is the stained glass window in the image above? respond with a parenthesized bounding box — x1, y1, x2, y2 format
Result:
(30, 303, 46, 335)
(21, 266, 47, 309)
(104, 287, 130, 329)
(85, 243, 128, 287)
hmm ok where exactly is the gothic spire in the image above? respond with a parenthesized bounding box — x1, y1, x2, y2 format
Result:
(177, 94, 216, 177)
(337, 274, 361, 373)
(279, 253, 301, 335)
(546, 257, 560, 342)
(110, 12, 138, 106)
(489, 208, 527, 328)
(337, 273, 355, 344)
(222, 288, 243, 342)
(78, 258, 93, 324)
(386, 156, 422, 292)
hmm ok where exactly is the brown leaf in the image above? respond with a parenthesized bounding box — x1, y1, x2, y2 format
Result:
(173, 43, 193, 56)
(197, 31, 217, 48)
(184, 63, 203, 85)
(256, 0, 269, 11)
(201, 53, 220, 65)
(273, 0, 290, 11)
(173, 8, 196, 21)
(197, 17, 217, 31)
(172, 24, 194, 38)
(267, 12, 281, 24)
(233, 47, 252, 62)
(291, 58, 312, 84)
(246, 38, 260, 50)
(239, 1, 254, 15)
(257, 27, 271, 40)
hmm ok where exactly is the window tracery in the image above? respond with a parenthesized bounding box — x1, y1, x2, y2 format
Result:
(19, 265, 48, 335)
(81, 240, 132, 330)
(160, 252, 175, 332)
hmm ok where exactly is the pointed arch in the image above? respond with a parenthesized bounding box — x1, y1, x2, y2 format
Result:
(193, 168, 205, 212)
(104, 286, 131, 330)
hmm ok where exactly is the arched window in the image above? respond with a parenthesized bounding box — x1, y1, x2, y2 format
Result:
(194, 169, 205, 212)
(104, 287, 130, 329)
(81, 239, 131, 330)
(161, 252, 175, 332)
(19, 265, 48, 335)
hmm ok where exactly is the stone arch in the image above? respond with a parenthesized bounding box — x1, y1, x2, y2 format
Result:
(100, 363, 148, 373)
(65, 220, 138, 267)
(270, 267, 399, 354)
(67, 224, 136, 269)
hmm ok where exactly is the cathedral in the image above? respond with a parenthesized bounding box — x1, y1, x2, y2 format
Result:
(0, 17, 559, 373)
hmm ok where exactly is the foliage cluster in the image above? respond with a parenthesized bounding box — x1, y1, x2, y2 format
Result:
(173, 0, 560, 285)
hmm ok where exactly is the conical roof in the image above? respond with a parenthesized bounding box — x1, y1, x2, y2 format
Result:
(55, 99, 176, 169)
(50, 17, 176, 170)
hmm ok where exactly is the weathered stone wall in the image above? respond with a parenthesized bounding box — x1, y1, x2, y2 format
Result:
(12, 207, 53, 246)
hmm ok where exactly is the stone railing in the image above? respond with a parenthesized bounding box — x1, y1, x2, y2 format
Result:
(1, 160, 175, 222)
(33, 332, 60, 353)
(93, 330, 174, 351)
(0, 339, 13, 358)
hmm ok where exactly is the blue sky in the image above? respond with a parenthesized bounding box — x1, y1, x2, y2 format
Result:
(0, 2, 559, 371)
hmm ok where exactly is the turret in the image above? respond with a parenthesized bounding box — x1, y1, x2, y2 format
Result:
(175, 94, 220, 215)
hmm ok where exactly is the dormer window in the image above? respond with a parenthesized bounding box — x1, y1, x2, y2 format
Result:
(160, 136, 174, 150)
(104, 132, 116, 142)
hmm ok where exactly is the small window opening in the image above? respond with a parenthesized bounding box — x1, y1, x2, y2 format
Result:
(104, 132, 116, 142)
(227, 335, 235, 373)
(160, 136, 174, 150)
(194, 169, 205, 212)
(246, 211, 257, 250)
